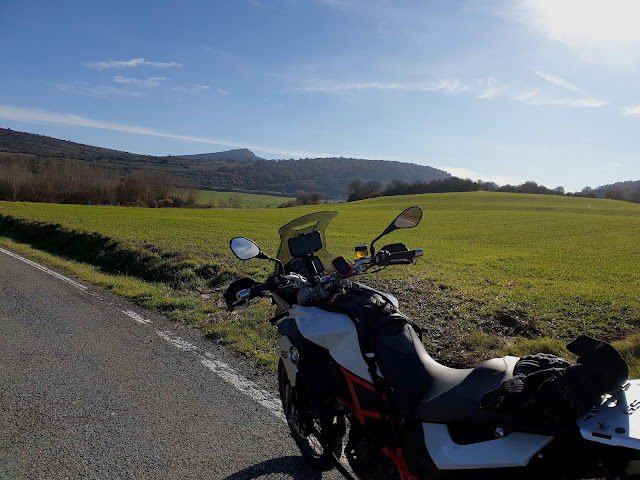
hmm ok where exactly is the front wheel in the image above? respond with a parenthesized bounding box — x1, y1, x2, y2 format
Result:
(277, 359, 345, 471)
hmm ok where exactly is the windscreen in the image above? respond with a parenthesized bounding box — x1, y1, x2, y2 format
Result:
(275, 211, 338, 272)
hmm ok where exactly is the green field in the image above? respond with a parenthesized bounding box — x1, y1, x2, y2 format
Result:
(193, 190, 294, 208)
(1, 192, 639, 371)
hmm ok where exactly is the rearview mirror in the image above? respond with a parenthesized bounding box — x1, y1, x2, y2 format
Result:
(371, 206, 422, 255)
(230, 237, 261, 260)
(393, 206, 422, 230)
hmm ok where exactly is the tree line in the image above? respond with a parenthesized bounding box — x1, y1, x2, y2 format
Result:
(346, 178, 568, 201)
(0, 158, 198, 207)
(346, 176, 640, 203)
(578, 182, 640, 203)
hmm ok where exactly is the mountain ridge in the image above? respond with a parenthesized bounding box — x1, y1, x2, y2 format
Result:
(0, 127, 451, 198)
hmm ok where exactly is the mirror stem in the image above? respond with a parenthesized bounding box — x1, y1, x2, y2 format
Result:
(257, 252, 284, 273)
(369, 233, 384, 256)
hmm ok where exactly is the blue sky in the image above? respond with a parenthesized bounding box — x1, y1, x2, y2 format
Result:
(2, 0, 640, 192)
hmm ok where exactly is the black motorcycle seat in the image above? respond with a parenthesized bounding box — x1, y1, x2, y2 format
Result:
(414, 355, 519, 424)
(375, 321, 519, 424)
(375, 321, 472, 417)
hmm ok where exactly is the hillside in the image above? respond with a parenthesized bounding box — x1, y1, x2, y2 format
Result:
(0, 128, 450, 199)
(594, 180, 640, 202)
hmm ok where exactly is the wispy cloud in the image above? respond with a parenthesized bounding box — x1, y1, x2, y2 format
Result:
(172, 85, 211, 93)
(514, 88, 606, 107)
(297, 79, 472, 94)
(474, 77, 504, 100)
(297, 72, 608, 109)
(298, 78, 503, 99)
(297, 81, 415, 93)
(86, 58, 182, 70)
(0, 105, 360, 159)
(535, 70, 583, 93)
(113, 76, 167, 88)
(54, 82, 142, 97)
(515, 71, 606, 107)
(57, 75, 169, 97)
(477, 87, 503, 100)
(622, 105, 640, 116)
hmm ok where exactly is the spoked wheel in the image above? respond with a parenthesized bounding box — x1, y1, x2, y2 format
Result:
(277, 359, 346, 471)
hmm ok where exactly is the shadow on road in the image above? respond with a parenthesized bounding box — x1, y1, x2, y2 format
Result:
(223, 456, 324, 480)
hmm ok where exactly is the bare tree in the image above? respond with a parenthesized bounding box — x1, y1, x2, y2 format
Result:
(5, 160, 29, 201)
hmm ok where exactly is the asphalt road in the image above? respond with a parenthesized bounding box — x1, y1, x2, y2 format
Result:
(0, 248, 344, 480)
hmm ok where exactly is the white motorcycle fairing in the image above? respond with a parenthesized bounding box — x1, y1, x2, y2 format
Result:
(289, 304, 372, 382)
(423, 423, 552, 470)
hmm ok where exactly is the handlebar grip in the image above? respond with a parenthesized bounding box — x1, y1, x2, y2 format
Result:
(387, 249, 423, 264)
(232, 280, 272, 308)
(249, 281, 270, 297)
(237, 282, 270, 301)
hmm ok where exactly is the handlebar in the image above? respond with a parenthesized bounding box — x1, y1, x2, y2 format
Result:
(387, 248, 424, 265)
(233, 281, 271, 308)
(232, 272, 314, 308)
(353, 248, 423, 270)
(230, 248, 423, 309)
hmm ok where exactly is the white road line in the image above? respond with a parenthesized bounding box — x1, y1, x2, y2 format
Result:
(157, 331, 286, 423)
(122, 310, 152, 324)
(156, 330, 198, 352)
(0, 247, 88, 292)
(1, 247, 287, 425)
(200, 357, 286, 423)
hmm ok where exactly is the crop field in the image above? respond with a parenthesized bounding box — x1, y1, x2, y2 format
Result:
(193, 190, 294, 208)
(1, 192, 640, 370)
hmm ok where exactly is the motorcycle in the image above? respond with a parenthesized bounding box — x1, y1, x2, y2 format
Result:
(223, 206, 640, 479)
